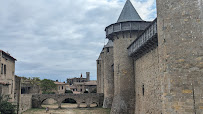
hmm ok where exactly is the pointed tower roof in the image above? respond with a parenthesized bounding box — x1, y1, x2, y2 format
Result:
(117, 0, 143, 22)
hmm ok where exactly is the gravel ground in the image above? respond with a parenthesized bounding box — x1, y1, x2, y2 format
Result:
(23, 103, 110, 114)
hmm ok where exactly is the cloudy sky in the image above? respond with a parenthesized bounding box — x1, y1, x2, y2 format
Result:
(0, 0, 156, 82)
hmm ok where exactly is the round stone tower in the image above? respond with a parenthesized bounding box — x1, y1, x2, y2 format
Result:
(105, 0, 151, 113)
(103, 40, 114, 108)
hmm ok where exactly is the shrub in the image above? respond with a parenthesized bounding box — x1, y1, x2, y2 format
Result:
(0, 95, 16, 114)
(65, 90, 73, 94)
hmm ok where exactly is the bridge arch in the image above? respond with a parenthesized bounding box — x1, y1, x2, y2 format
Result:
(59, 97, 79, 108)
(40, 97, 58, 108)
(39, 96, 59, 108)
(32, 93, 104, 109)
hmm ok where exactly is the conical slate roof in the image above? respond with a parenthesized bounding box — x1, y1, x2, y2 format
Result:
(117, 0, 143, 22)
(104, 40, 113, 48)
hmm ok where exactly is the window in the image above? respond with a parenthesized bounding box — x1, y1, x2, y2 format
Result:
(97, 61, 99, 64)
(62, 86, 63, 90)
(107, 47, 109, 52)
(111, 64, 114, 72)
(4, 65, 6, 75)
(81, 89, 82, 92)
(142, 84, 145, 96)
(1, 64, 3, 74)
(59, 86, 60, 90)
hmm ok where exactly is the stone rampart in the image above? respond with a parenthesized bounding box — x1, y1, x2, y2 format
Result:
(134, 47, 162, 113)
(19, 94, 32, 113)
(157, 0, 203, 113)
(103, 46, 114, 108)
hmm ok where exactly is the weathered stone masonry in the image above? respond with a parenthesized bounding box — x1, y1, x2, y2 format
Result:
(156, 0, 203, 113)
(32, 93, 104, 108)
(97, 0, 203, 114)
(103, 40, 114, 108)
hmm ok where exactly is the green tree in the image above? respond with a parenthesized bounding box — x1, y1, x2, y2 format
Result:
(40, 79, 56, 94)
(65, 90, 73, 93)
(0, 95, 16, 114)
(30, 77, 41, 85)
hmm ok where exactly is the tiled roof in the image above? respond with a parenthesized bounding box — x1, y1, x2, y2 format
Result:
(0, 82, 10, 85)
(0, 50, 17, 61)
(117, 0, 143, 22)
(54, 82, 66, 85)
(84, 81, 97, 86)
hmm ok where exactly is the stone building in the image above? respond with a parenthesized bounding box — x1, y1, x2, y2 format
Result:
(67, 72, 90, 85)
(66, 72, 97, 94)
(54, 81, 67, 94)
(20, 78, 41, 94)
(0, 50, 17, 102)
(73, 81, 97, 93)
(97, 0, 203, 114)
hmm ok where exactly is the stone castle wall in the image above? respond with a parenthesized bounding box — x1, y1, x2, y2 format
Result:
(97, 0, 203, 113)
(100, 52, 104, 93)
(157, 0, 203, 113)
(97, 57, 102, 93)
(19, 94, 32, 113)
(134, 48, 162, 114)
(103, 47, 114, 108)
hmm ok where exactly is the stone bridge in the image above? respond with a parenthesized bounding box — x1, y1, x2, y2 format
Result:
(32, 93, 104, 108)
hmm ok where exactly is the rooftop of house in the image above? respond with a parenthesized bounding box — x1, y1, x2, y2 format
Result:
(54, 82, 67, 85)
(0, 81, 10, 85)
(0, 50, 17, 61)
(84, 81, 97, 86)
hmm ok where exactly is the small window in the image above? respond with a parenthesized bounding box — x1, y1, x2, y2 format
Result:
(81, 89, 82, 92)
(62, 86, 63, 90)
(111, 64, 114, 72)
(4, 65, 6, 75)
(107, 47, 109, 52)
(97, 61, 99, 64)
(142, 84, 144, 96)
(1, 64, 3, 74)
(59, 86, 60, 90)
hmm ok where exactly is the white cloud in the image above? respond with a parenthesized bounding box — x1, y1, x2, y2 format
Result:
(0, 0, 156, 81)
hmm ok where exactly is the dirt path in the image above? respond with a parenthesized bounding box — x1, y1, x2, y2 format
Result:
(23, 104, 110, 114)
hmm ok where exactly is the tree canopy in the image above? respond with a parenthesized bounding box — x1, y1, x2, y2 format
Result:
(40, 79, 56, 94)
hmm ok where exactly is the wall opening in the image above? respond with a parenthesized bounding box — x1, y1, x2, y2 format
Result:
(90, 102, 98, 108)
(80, 101, 87, 108)
(142, 84, 144, 96)
(61, 98, 77, 108)
(41, 98, 58, 109)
